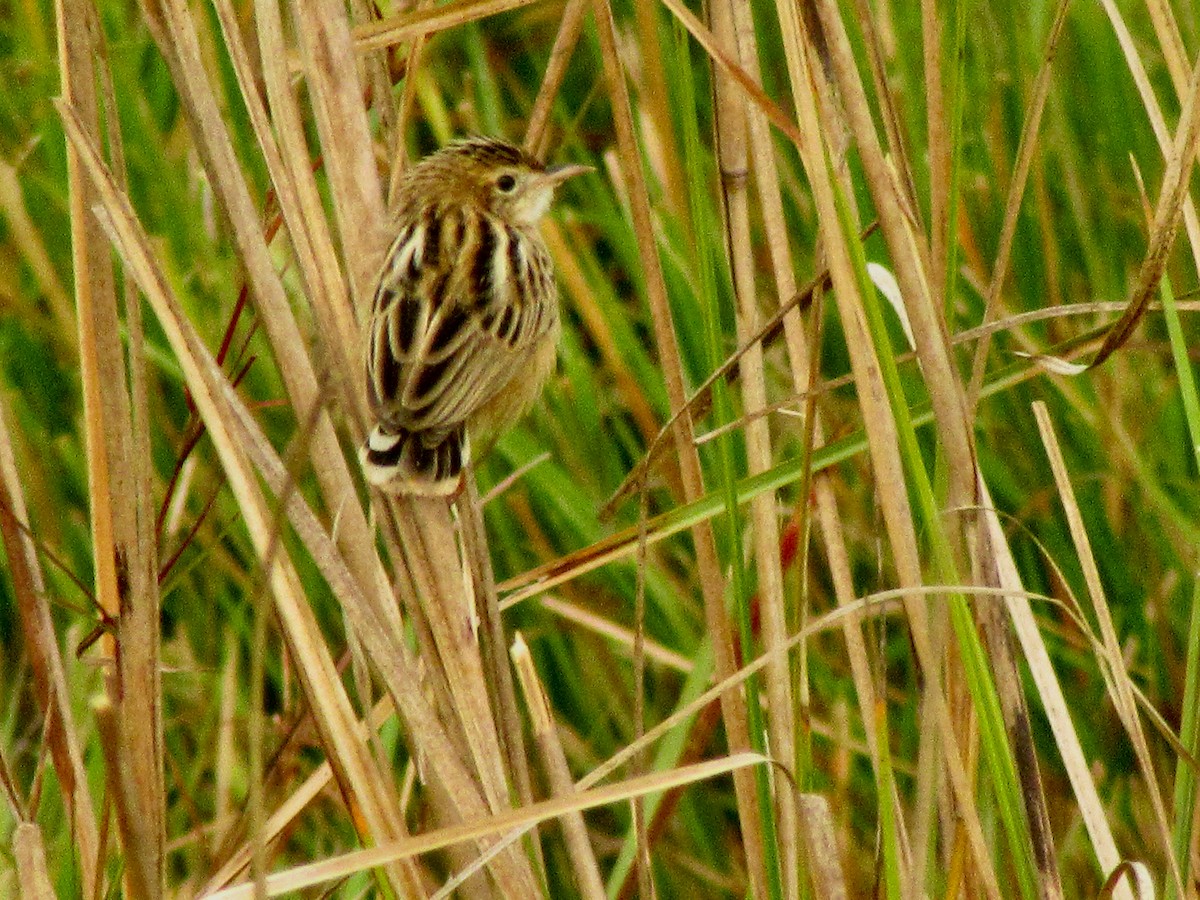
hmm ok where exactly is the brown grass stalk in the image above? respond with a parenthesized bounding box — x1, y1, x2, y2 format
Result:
(58, 0, 164, 892)
(590, 0, 767, 891)
(524, 0, 588, 159)
(511, 634, 606, 900)
(1087, 11, 1200, 368)
(710, 0, 798, 894)
(1035, 401, 1185, 896)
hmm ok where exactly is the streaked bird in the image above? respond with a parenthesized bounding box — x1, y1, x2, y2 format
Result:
(362, 137, 591, 495)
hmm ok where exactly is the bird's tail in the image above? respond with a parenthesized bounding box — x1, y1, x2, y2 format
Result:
(360, 423, 468, 496)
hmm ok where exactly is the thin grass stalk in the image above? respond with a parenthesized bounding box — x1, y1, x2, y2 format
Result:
(727, 0, 894, 849)
(349, 0, 396, 151)
(97, 19, 167, 893)
(921, 0, 947, 307)
(353, 0, 544, 53)
(590, 0, 767, 893)
(671, 15, 785, 898)
(246, 497, 272, 897)
(873, 701, 903, 900)
(460, 481, 544, 877)
(1143, 0, 1188, 99)
(387, 23, 427, 202)
(710, 1, 797, 895)
(203, 753, 769, 899)
(58, 0, 163, 891)
(213, 633, 239, 848)
(1168, 576, 1200, 899)
(93, 697, 157, 900)
(510, 634, 606, 900)
(965, 0, 1073, 416)
(631, 476, 651, 899)
(1034, 402, 1186, 897)
(939, 0, 967, 325)
(523, 0, 588, 157)
(1089, 49, 1200, 367)
(1097, 0, 1200, 284)
(0, 393, 100, 897)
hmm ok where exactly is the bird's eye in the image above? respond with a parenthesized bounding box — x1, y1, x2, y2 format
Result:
(496, 173, 517, 193)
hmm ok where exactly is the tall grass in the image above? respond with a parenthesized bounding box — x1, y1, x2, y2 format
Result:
(3, 0, 1200, 897)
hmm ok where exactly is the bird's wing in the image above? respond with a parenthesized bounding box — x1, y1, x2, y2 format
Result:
(366, 205, 555, 434)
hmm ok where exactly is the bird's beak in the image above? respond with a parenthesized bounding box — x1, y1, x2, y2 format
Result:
(542, 163, 594, 186)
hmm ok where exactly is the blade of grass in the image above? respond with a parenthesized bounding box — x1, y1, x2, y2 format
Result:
(1159, 271, 1200, 899)
(709, 2, 798, 892)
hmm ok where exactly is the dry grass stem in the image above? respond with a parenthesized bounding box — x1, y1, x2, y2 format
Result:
(590, 0, 767, 889)
(511, 634, 606, 900)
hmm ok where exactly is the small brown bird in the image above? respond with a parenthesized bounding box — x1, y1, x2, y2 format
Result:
(362, 137, 591, 495)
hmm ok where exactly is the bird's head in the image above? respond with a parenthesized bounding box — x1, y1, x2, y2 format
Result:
(409, 137, 592, 227)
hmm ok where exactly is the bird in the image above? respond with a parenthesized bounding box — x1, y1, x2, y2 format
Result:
(361, 137, 591, 496)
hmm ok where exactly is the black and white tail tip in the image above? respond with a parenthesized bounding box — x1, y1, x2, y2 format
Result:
(361, 424, 468, 497)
